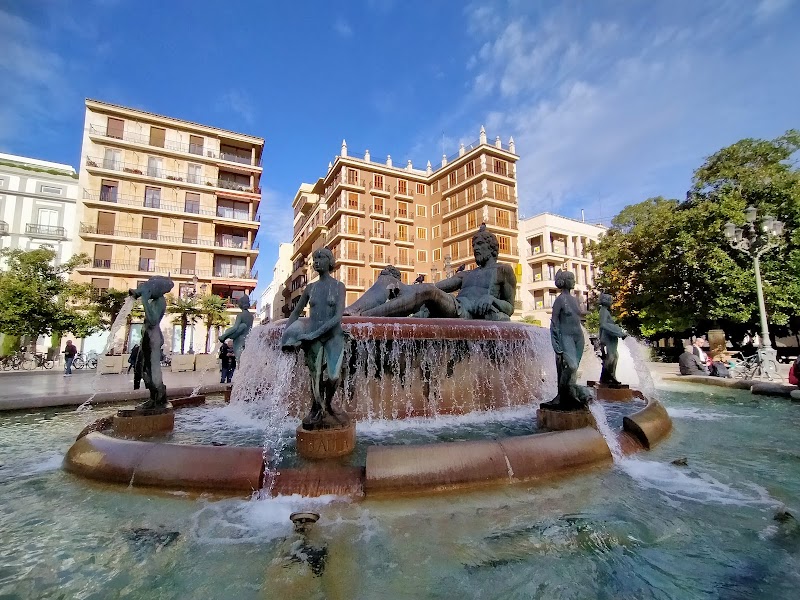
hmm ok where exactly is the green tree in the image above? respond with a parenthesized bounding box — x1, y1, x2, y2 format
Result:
(167, 294, 200, 354)
(0, 248, 98, 348)
(590, 130, 800, 338)
(199, 294, 229, 353)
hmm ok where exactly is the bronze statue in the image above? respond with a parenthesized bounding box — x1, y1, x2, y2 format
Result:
(220, 293, 254, 364)
(280, 248, 349, 429)
(343, 265, 406, 316)
(598, 293, 627, 386)
(542, 269, 591, 410)
(358, 226, 516, 320)
(129, 276, 173, 410)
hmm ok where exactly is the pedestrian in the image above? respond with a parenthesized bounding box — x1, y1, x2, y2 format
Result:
(692, 337, 712, 370)
(219, 338, 236, 383)
(679, 345, 708, 376)
(127, 344, 140, 374)
(63, 340, 77, 376)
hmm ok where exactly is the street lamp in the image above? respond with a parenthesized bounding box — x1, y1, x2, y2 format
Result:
(724, 205, 784, 372)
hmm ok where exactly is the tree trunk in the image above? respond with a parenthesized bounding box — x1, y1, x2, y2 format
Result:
(180, 315, 187, 354)
(123, 316, 131, 353)
(205, 318, 211, 354)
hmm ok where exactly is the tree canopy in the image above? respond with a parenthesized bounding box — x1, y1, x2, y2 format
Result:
(0, 248, 98, 343)
(590, 130, 800, 338)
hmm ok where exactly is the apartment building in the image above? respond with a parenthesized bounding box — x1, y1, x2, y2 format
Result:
(0, 152, 79, 267)
(258, 242, 293, 323)
(287, 127, 520, 313)
(519, 213, 605, 326)
(74, 100, 263, 324)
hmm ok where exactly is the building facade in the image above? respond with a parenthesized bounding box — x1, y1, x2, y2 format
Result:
(518, 213, 605, 326)
(258, 242, 293, 323)
(73, 99, 263, 352)
(287, 128, 520, 313)
(0, 152, 79, 267)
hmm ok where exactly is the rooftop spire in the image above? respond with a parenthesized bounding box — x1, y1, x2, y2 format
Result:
(341, 139, 348, 157)
(479, 125, 487, 145)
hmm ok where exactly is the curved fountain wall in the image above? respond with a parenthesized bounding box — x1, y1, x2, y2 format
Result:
(232, 317, 557, 421)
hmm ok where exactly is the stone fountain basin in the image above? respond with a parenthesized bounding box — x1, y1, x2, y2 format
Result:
(62, 397, 671, 497)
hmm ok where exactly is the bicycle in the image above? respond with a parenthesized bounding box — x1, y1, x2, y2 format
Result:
(22, 353, 54, 370)
(73, 352, 98, 370)
(0, 353, 23, 371)
(731, 350, 779, 381)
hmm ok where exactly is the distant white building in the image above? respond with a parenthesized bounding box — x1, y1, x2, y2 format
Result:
(258, 242, 293, 323)
(518, 213, 606, 327)
(0, 152, 79, 267)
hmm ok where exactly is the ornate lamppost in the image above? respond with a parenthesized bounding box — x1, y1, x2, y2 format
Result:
(724, 206, 784, 371)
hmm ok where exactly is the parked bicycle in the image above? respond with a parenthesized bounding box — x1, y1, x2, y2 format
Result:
(72, 351, 98, 370)
(22, 352, 54, 370)
(0, 352, 24, 371)
(731, 350, 780, 381)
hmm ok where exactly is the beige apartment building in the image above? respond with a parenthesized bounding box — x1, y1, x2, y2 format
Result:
(519, 213, 605, 327)
(74, 99, 262, 322)
(286, 128, 520, 315)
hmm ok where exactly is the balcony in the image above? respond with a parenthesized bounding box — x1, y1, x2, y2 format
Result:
(484, 215, 518, 230)
(214, 236, 250, 250)
(326, 224, 365, 246)
(87, 125, 261, 168)
(336, 252, 365, 264)
(323, 197, 366, 224)
(25, 223, 67, 239)
(324, 173, 365, 200)
(0, 221, 8, 236)
(213, 267, 252, 279)
(369, 205, 391, 219)
(83, 190, 218, 218)
(394, 233, 415, 246)
(395, 256, 415, 269)
(344, 278, 366, 289)
(87, 259, 212, 278)
(369, 253, 393, 266)
(394, 209, 414, 223)
(79, 223, 216, 247)
(394, 185, 413, 200)
(369, 229, 391, 243)
(369, 181, 391, 196)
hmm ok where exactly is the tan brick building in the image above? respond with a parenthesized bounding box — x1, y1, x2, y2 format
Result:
(286, 127, 520, 315)
(74, 99, 262, 310)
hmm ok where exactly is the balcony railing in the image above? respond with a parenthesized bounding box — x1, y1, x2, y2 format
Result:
(395, 256, 415, 267)
(89, 259, 212, 277)
(369, 205, 391, 217)
(80, 223, 215, 246)
(25, 223, 66, 238)
(370, 229, 391, 239)
(484, 215, 518, 229)
(369, 253, 393, 264)
(394, 209, 413, 220)
(337, 252, 365, 262)
(369, 181, 391, 194)
(394, 185, 413, 197)
(214, 267, 251, 279)
(0, 221, 9, 235)
(394, 233, 415, 244)
(215, 236, 250, 249)
(83, 190, 222, 218)
(88, 125, 261, 167)
(344, 278, 366, 288)
(85, 156, 260, 194)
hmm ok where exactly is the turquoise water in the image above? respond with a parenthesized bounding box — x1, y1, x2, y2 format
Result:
(1, 385, 799, 599)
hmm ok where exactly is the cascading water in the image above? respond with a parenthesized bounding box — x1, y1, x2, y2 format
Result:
(588, 402, 623, 461)
(76, 296, 135, 411)
(622, 337, 657, 399)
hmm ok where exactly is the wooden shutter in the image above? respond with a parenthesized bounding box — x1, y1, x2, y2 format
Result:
(180, 252, 196, 274)
(96, 211, 115, 235)
(141, 217, 158, 239)
(149, 127, 166, 148)
(94, 244, 112, 260)
(107, 117, 124, 139)
(182, 222, 198, 244)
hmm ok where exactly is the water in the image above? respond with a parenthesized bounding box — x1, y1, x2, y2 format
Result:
(76, 296, 135, 411)
(2, 386, 799, 598)
(588, 402, 624, 461)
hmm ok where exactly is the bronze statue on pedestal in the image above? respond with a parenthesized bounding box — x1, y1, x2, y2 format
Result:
(129, 276, 173, 410)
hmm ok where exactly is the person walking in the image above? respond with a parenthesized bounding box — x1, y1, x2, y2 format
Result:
(127, 344, 140, 374)
(219, 339, 236, 384)
(63, 340, 77, 376)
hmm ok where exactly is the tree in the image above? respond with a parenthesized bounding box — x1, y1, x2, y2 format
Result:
(0, 248, 98, 348)
(590, 130, 800, 338)
(167, 294, 200, 354)
(199, 294, 230, 353)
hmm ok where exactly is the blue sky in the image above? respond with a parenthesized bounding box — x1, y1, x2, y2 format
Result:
(2, 0, 799, 298)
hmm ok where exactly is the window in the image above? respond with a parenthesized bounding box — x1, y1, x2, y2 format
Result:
(187, 163, 202, 184)
(93, 244, 112, 268)
(373, 174, 384, 190)
(189, 135, 204, 156)
(448, 172, 456, 187)
(347, 216, 359, 234)
(398, 248, 409, 264)
(466, 161, 475, 177)
(106, 117, 124, 139)
(91, 278, 110, 295)
(432, 202, 440, 216)
(100, 179, 118, 202)
(373, 268, 382, 282)
(417, 250, 427, 263)
(432, 225, 440, 239)
(185, 192, 200, 214)
(217, 200, 248, 220)
(373, 198, 384, 214)
(432, 180, 438, 193)
(182, 222, 198, 244)
(144, 186, 161, 208)
(451, 242, 460, 259)
(180, 252, 196, 275)
(466, 186, 476, 202)
(498, 235, 511, 253)
(346, 267, 358, 285)
(494, 183, 510, 201)
(494, 159, 507, 176)
(347, 241, 358, 259)
(397, 224, 409, 241)
(433, 248, 441, 262)
(448, 220, 456, 237)
(96, 211, 115, 235)
(347, 168, 359, 185)
(141, 217, 158, 240)
(38, 209, 58, 227)
(373, 246, 385, 262)
(417, 227, 427, 240)
(467, 212, 476, 229)
(347, 192, 359, 208)
(139, 248, 156, 272)
(40, 185, 62, 195)
(149, 127, 166, 148)
(416, 183, 426, 195)
(147, 156, 163, 178)
(397, 179, 408, 195)
(397, 201, 408, 218)
(496, 208, 510, 228)
(372, 220, 385, 237)
(416, 205, 426, 217)
(103, 148, 120, 170)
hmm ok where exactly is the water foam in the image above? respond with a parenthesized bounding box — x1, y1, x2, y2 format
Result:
(666, 407, 736, 421)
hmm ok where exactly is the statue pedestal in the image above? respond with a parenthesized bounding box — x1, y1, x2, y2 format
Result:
(296, 423, 356, 460)
(113, 408, 174, 437)
(587, 382, 633, 402)
(537, 407, 595, 431)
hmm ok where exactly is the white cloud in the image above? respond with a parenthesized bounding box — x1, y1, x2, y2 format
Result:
(218, 89, 255, 125)
(333, 17, 353, 38)
(755, 0, 793, 21)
